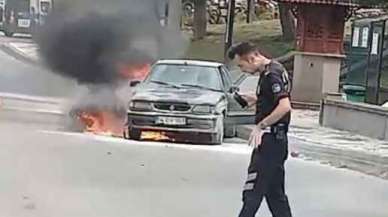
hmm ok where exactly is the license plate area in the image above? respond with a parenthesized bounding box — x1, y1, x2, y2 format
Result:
(18, 19, 30, 28)
(156, 116, 186, 126)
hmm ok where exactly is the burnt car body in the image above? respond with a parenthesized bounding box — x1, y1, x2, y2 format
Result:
(126, 59, 257, 145)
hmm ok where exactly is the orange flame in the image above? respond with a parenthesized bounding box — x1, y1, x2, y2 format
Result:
(78, 111, 125, 138)
(75, 62, 151, 138)
(140, 131, 171, 141)
(118, 63, 151, 81)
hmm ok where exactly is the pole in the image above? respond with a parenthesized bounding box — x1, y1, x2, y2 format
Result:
(247, 0, 254, 23)
(224, 0, 235, 61)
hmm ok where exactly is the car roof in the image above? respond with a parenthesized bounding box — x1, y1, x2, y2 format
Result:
(155, 59, 224, 68)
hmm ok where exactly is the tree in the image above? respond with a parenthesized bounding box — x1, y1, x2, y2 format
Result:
(247, 0, 256, 23)
(278, 3, 296, 41)
(167, 0, 182, 31)
(193, 0, 207, 40)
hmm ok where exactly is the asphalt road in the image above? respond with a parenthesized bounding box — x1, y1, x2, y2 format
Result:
(0, 34, 387, 217)
(0, 35, 77, 98)
(0, 121, 388, 217)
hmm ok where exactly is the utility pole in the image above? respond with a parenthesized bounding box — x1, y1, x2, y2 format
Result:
(224, 0, 236, 61)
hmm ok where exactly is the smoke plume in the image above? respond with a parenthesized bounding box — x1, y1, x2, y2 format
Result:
(36, 0, 187, 132)
(36, 0, 185, 85)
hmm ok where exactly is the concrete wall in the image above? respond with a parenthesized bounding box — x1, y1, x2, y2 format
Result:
(292, 52, 343, 103)
(321, 93, 388, 140)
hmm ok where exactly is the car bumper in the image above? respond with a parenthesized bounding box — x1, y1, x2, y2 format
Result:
(127, 110, 219, 134)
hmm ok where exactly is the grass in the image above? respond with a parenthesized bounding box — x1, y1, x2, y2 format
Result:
(184, 19, 295, 62)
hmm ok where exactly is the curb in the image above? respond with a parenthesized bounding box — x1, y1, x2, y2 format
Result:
(291, 101, 320, 111)
(0, 43, 40, 66)
(236, 125, 388, 180)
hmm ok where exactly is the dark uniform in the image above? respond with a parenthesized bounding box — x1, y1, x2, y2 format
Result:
(239, 61, 292, 217)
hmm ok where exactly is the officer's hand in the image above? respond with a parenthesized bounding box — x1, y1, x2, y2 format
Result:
(240, 92, 257, 107)
(248, 126, 263, 148)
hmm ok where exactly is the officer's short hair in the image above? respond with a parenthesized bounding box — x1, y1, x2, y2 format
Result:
(227, 42, 259, 60)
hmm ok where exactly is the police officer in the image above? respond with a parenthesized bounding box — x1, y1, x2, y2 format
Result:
(228, 42, 293, 217)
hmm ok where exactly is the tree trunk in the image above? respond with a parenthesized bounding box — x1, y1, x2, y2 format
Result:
(193, 0, 207, 40)
(279, 3, 296, 41)
(246, 0, 255, 23)
(167, 0, 182, 30)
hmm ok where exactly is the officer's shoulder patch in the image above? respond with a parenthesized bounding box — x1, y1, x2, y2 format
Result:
(272, 83, 282, 93)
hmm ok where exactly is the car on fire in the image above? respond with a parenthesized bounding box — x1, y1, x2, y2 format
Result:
(126, 59, 258, 145)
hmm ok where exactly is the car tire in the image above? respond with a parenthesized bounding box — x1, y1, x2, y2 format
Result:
(208, 9, 221, 24)
(4, 30, 13, 37)
(129, 128, 142, 141)
(211, 115, 224, 145)
(222, 112, 236, 138)
(182, 1, 194, 17)
(224, 124, 236, 138)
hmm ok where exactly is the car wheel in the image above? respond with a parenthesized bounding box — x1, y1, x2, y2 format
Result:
(129, 128, 142, 141)
(224, 124, 236, 138)
(182, 2, 194, 17)
(222, 112, 236, 138)
(208, 9, 221, 24)
(212, 115, 224, 145)
(4, 30, 13, 37)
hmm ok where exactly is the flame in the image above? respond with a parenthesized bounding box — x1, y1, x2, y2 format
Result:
(78, 111, 125, 138)
(74, 62, 151, 138)
(141, 131, 172, 141)
(118, 63, 151, 81)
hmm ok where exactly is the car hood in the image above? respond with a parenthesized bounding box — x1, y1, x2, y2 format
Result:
(131, 83, 225, 105)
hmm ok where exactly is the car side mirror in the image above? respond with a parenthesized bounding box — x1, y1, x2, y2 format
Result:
(129, 80, 141, 87)
(229, 86, 239, 93)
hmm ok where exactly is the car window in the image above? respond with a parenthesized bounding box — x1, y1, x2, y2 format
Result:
(238, 75, 260, 93)
(220, 66, 233, 91)
(228, 65, 244, 82)
(147, 64, 222, 90)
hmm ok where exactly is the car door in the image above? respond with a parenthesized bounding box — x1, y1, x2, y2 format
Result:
(219, 66, 258, 125)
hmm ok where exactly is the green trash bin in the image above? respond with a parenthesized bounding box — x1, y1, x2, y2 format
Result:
(342, 85, 365, 102)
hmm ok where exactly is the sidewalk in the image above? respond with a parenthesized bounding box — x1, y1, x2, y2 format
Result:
(3, 40, 388, 179)
(237, 109, 388, 179)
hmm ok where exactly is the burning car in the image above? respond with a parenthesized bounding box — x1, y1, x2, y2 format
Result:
(126, 59, 256, 145)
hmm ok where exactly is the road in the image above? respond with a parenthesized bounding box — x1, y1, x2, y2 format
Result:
(0, 34, 77, 98)
(0, 35, 387, 217)
(0, 121, 388, 217)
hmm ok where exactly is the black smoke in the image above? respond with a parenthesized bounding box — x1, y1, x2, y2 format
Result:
(35, 0, 186, 129)
(36, 0, 182, 85)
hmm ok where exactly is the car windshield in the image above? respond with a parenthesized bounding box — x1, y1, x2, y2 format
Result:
(146, 64, 223, 91)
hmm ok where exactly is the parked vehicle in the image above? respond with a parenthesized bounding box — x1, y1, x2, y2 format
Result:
(126, 59, 257, 145)
(0, 0, 52, 37)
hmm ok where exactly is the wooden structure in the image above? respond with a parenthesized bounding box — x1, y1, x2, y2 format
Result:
(276, 0, 360, 103)
(278, 0, 358, 54)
